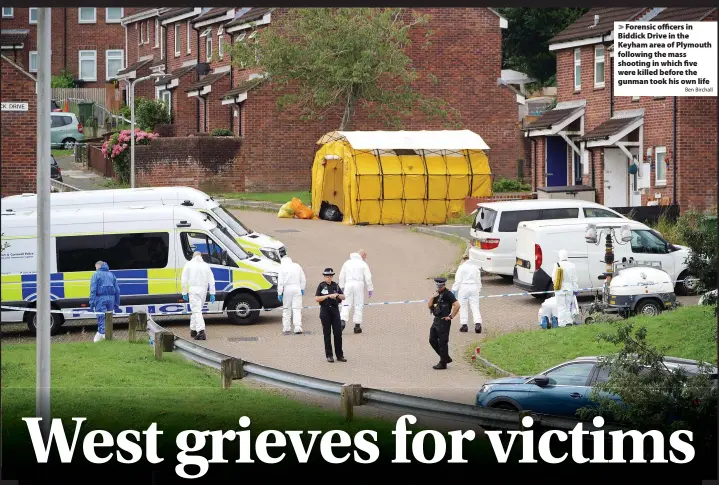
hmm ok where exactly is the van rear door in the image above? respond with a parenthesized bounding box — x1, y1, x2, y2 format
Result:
(514, 222, 536, 284)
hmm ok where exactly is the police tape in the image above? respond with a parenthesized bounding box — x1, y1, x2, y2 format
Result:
(0, 279, 690, 316)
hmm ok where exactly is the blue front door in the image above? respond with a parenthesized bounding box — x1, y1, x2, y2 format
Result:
(546, 136, 568, 186)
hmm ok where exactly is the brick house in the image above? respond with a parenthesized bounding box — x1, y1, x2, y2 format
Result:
(524, 7, 717, 212)
(1, 55, 37, 196)
(1, 8, 126, 88)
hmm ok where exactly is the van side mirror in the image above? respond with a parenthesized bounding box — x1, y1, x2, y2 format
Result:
(534, 376, 550, 387)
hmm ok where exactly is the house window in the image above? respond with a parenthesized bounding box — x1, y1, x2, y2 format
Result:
(155, 19, 159, 47)
(174, 24, 180, 56)
(160, 90, 171, 116)
(187, 21, 191, 54)
(206, 36, 212, 61)
(2, 7, 13, 18)
(574, 48, 581, 91)
(78, 50, 97, 81)
(655, 146, 667, 186)
(78, 8, 96, 24)
(160, 26, 164, 59)
(29, 8, 38, 24)
(594, 46, 605, 88)
(106, 49, 124, 80)
(218, 34, 224, 60)
(29, 51, 38, 72)
(146, 20, 151, 44)
(106, 8, 123, 23)
(140, 22, 144, 44)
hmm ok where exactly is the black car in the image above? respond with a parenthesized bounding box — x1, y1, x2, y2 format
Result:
(51, 156, 63, 182)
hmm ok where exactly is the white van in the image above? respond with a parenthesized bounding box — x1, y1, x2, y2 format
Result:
(468, 200, 625, 279)
(513, 217, 695, 299)
(0, 187, 287, 263)
(1, 205, 282, 334)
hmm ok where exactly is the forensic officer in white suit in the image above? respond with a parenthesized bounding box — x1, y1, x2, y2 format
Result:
(181, 251, 216, 341)
(277, 255, 307, 335)
(339, 249, 373, 334)
(451, 255, 483, 333)
(552, 249, 579, 327)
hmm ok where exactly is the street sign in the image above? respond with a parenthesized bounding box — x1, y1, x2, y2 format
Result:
(1, 102, 29, 111)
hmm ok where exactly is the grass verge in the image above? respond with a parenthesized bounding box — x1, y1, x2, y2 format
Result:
(51, 149, 74, 157)
(2, 341, 495, 471)
(213, 191, 311, 204)
(101, 179, 130, 189)
(470, 305, 716, 376)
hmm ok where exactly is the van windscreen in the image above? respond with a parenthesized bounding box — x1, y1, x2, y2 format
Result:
(498, 209, 542, 232)
(474, 207, 497, 232)
(212, 206, 250, 237)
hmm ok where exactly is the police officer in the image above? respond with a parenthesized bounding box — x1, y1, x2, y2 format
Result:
(427, 277, 460, 370)
(315, 268, 347, 363)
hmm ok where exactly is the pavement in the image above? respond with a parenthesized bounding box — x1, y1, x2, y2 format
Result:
(55, 155, 112, 190)
(423, 224, 472, 240)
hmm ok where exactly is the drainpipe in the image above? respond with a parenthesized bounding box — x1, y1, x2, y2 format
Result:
(609, 41, 614, 118)
(229, 67, 233, 132)
(531, 138, 537, 189)
(192, 20, 201, 133)
(672, 96, 677, 206)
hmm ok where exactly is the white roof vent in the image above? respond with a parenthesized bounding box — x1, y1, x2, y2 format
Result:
(593, 14, 599, 27)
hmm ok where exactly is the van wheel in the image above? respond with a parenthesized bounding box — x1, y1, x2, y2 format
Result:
(25, 309, 65, 336)
(635, 299, 663, 317)
(675, 271, 698, 296)
(225, 293, 260, 325)
(492, 402, 519, 412)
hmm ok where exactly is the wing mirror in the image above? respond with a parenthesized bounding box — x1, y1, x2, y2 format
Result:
(534, 376, 550, 387)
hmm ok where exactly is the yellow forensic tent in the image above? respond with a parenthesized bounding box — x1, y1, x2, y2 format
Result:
(311, 130, 493, 225)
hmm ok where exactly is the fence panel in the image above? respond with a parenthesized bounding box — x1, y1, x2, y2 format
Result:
(52, 88, 107, 107)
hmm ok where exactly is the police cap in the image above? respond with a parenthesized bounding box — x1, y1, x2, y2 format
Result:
(323, 268, 335, 276)
(433, 277, 447, 287)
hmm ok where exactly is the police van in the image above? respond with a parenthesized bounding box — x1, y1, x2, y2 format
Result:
(1, 205, 282, 334)
(1, 186, 287, 263)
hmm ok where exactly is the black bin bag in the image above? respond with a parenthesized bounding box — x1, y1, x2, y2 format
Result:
(319, 201, 343, 222)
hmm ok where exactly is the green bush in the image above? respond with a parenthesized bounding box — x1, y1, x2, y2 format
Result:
(211, 128, 234, 137)
(492, 177, 532, 193)
(132, 97, 171, 132)
(50, 68, 76, 88)
(675, 210, 718, 306)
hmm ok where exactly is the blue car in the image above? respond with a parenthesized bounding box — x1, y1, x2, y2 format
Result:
(476, 356, 709, 418)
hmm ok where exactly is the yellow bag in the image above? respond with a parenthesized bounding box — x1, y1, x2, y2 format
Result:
(553, 263, 564, 291)
(277, 201, 294, 219)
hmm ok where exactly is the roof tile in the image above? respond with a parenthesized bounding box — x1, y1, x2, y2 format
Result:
(577, 116, 642, 142)
(549, 8, 647, 45)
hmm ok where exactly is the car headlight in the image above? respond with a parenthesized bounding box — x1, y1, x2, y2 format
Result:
(263, 272, 278, 286)
(478, 384, 494, 394)
(260, 247, 281, 263)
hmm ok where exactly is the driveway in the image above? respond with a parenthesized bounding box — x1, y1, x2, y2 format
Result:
(55, 155, 112, 190)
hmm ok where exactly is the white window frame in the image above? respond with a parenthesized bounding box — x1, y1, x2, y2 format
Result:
(654, 146, 667, 186)
(105, 8, 123, 24)
(594, 46, 605, 88)
(78, 50, 97, 82)
(155, 19, 160, 47)
(161, 90, 171, 116)
(206, 35, 212, 62)
(186, 21, 191, 54)
(574, 48, 581, 91)
(218, 31, 224, 60)
(29, 8, 38, 24)
(146, 20, 151, 44)
(160, 26, 164, 59)
(78, 8, 97, 24)
(139, 22, 144, 44)
(105, 49, 124, 81)
(2, 7, 14, 18)
(174, 24, 181, 56)
(29, 51, 38, 72)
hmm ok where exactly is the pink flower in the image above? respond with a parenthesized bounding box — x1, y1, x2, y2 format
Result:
(122, 143, 128, 149)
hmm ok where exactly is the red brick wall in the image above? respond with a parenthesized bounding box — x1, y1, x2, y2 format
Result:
(201, 75, 232, 133)
(1, 8, 125, 88)
(174, 72, 199, 136)
(166, 18, 198, 72)
(133, 137, 244, 193)
(1, 56, 37, 196)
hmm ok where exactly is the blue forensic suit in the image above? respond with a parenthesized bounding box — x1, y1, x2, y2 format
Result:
(89, 263, 121, 334)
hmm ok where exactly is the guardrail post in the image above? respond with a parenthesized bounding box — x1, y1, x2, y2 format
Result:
(128, 312, 138, 342)
(154, 331, 174, 360)
(220, 358, 244, 389)
(105, 312, 113, 340)
(340, 384, 363, 422)
(137, 311, 148, 332)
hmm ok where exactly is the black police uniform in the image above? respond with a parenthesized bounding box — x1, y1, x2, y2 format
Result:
(429, 284, 457, 367)
(316, 279, 345, 361)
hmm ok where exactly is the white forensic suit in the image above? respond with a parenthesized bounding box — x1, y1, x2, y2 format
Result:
(277, 256, 306, 333)
(181, 254, 216, 333)
(552, 249, 579, 327)
(452, 260, 483, 330)
(339, 252, 373, 329)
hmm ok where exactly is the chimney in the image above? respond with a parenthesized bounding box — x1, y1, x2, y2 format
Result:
(594, 14, 599, 26)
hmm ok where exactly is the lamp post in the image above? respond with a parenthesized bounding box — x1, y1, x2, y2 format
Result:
(129, 73, 163, 188)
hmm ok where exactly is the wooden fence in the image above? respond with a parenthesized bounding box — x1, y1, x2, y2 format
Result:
(52, 88, 107, 107)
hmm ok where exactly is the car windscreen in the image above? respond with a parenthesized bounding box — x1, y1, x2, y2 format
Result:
(212, 206, 250, 237)
(497, 209, 542, 232)
(210, 227, 249, 260)
(473, 207, 497, 232)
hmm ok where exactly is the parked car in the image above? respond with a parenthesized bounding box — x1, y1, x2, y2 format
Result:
(475, 356, 712, 418)
(50, 156, 63, 182)
(50, 112, 84, 149)
(513, 217, 696, 298)
(468, 200, 625, 280)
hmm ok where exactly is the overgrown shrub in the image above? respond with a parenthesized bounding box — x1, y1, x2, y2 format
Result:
(675, 210, 718, 307)
(492, 177, 532, 193)
(135, 98, 171, 131)
(101, 129, 160, 184)
(211, 128, 234, 136)
(51, 69, 76, 88)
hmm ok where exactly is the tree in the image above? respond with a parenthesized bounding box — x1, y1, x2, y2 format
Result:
(496, 8, 589, 87)
(577, 321, 717, 464)
(675, 210, 718, 308)
(229, 8, 460, 130)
